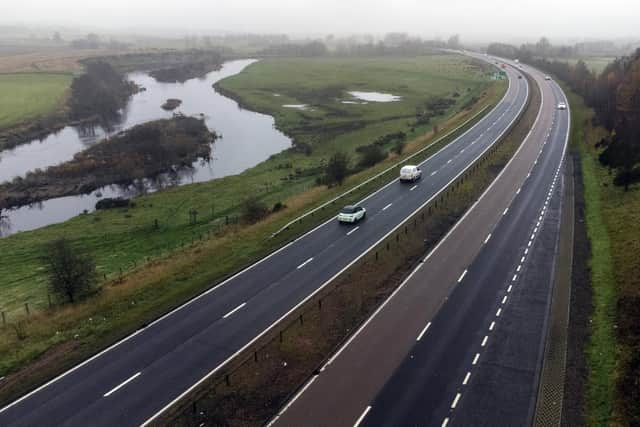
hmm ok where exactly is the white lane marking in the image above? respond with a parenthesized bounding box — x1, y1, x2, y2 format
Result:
(451, 393, 462, 409)
(472, 353, 480, 365)
(417, 322, 432, 341)
(353, 406, 372, 427)
(531, 233, 536, 240)
(222, 302, 247, 319)
(296, 257, 314, 270)
(104, 372, 141, 397)
(410, 185, 418, 191)
(267, 375, 319, 426)
(534, 227, 538, 233)
(382, 203, 392, 211)
(503, 207, 509, 216)
(481, 336, 488, 347)
(484, 233, 492, 244)
(502, 296, 508, 304)
(496, 308, 502, 317)
(460, 148, 465, 153)
(512, 274, 517, 281)
(516, 265, 521, 272)
(520, 256, 525, 263)
(457, 269, 468, 283)
(507, 285, 513, 293)
(346, 227, 360, 236)
(489, 321, 496, 331)
(447, 159, 452, 164)
(524, 248, 529, 255)
(516, 187, 521, 195)
(442, 418, 450, 427)
(528, 240, 532, 247)
(430, 171, 438, 176)
(463, 372, 471, 385)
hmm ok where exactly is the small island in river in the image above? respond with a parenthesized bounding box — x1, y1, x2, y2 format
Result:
(161, 98, 183, 110)
(0, 115, 217, 210)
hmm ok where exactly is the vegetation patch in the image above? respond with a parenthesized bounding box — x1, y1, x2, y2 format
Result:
(161, 98, 182, 110)
(0, 116, 216, 210)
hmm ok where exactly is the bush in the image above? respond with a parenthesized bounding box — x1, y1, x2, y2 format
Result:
(325, 151, 350, 186)
(393, 140, 406, 155)
(44, 238, 99, 304)
(241, 197, 270, 223)
(272, 201, 286, 212)
(358, 145, 387, 167)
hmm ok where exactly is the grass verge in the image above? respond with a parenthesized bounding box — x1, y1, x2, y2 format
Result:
(563, 86, 640, 425)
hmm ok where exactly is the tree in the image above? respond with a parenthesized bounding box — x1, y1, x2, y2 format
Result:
(44, 239, 98, 304)
(325, 151, 350, 186)
(52, 31, 62, 43)
(447, 34, 461, 50)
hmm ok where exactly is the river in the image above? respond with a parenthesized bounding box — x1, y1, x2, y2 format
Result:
(0, 59, 292, 237)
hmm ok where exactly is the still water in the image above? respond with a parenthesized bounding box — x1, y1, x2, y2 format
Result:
(0, 59, 292, 237)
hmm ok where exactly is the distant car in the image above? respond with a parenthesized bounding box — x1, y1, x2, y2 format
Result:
(337, 205, 366, 223)
(545, 76, 552, 81)
(399, 165, 422, 182)
(557, 102, 567, 110)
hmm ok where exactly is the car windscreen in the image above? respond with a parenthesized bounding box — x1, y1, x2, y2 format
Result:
(340, 206, 357, 214)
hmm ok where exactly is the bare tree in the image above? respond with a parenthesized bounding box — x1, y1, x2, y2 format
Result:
(44, 238, 98, 304)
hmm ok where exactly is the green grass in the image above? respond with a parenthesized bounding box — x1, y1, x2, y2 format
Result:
(0, 73, 71, 129)
(0, 55, 505, 401)
(561, 57, 616, 74)
(565, 87, 619, 425)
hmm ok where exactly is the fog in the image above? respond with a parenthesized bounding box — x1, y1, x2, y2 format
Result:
(1, 0, 639, 42)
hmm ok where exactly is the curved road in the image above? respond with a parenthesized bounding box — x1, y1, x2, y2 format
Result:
(272, 59, 569, 426)
(0, 56, 529, 427)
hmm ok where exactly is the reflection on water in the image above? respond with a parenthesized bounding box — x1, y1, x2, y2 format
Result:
(0, 59, 292, 237)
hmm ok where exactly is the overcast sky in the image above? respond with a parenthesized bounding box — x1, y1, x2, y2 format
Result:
(2, 0, 639, 42)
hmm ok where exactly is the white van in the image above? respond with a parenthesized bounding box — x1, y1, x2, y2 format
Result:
(400, 165, 422, 182)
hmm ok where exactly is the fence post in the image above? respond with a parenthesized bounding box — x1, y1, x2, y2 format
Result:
(1, 311, 5, 327)
(48, 293, 52, 308)
(279, 331, 284, 342)
(24, 303, 30, 316)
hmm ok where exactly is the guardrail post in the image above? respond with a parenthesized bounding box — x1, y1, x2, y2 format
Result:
(318, 299, 323, 310)
(254, 351, 258, 362)
(375, 251, 379, 261)
(225, 374, 230, 386)
(279, 331, 284, 342)
(47, 293, 52, 308)
(299, 314, 304, 325)
(24, 303, 30, 316)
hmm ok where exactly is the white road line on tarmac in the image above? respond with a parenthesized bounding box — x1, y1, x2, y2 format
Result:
(382, 203, 392, 211)
(222, 302, 247, 319)
(458, 270, 468, 283)
(417, 322, 432, 341)
(346, 227, 360, 236)
(103, 372, 141, 397)
(296, 257, 314, 270)
(353, 406, 371, 427)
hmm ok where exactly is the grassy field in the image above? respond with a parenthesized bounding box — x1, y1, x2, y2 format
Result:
(0, 73, 71, 129)
(0, 54, 505, 402)
(562, 57, 616, 74)
(566, 87, 640, 425)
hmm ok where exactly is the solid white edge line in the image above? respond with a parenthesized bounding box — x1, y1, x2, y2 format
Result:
(266, 375, 319, 427)
(484, 233, 491, 244)
(103, 372, 141, 397)
(222, 302, 247, 319)
(417, 322, 432, 341)
(353, 405, 372, 427)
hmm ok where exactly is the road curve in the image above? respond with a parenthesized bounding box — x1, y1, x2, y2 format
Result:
(0, 56, 528, 427)
(272, 60, 570, 427)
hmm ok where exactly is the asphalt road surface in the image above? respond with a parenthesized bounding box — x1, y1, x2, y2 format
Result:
(0, 57, 528, 427)
(272, 60, 570, 427)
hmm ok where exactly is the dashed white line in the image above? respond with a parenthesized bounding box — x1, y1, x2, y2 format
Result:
(410, 185, 418, 191)
(104, 372, 141, 397)
(442, 418, 450, 427)
(520, 256, 525, 263)
(431, 171, 438, 176)
(382, 203, 392, 211)
(507, 285, 513, 293)
(346, 226, 360, 236)
(447, 159, 452, 164)
(516, 265, 521, 272)
(353, 406, 371, 427)
(417, 322, 432, 341)
(512, 274, 518, 281)
(457, 269, 468, 283)
(489, 321, 496, 331)
(481, 336, 488, 347)
(502, 295, 508, 304)
(516, 187, 521, 195)
(222, 302, 247, 319)
(297, 257, 314, 270)
(472, 353, 480, 365)
(463, 372, 471, 385)
(484, 233, 492, 244)
(503, 207, 509, 216)
(451, 393, 462, 409)
(496, 308, 502, 317)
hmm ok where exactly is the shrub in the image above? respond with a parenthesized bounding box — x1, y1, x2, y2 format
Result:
(241, 197, 270, 223)
(358, 145, 387, 167)
(325, 151, 350, 186)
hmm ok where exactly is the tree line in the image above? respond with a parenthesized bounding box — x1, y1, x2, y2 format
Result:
(490, 40, 640, 190)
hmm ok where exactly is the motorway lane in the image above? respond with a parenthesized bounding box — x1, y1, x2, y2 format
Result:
(359, 74, 569, 426)
(272, 62, 568, 427)
(0, 60, 527, 427)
